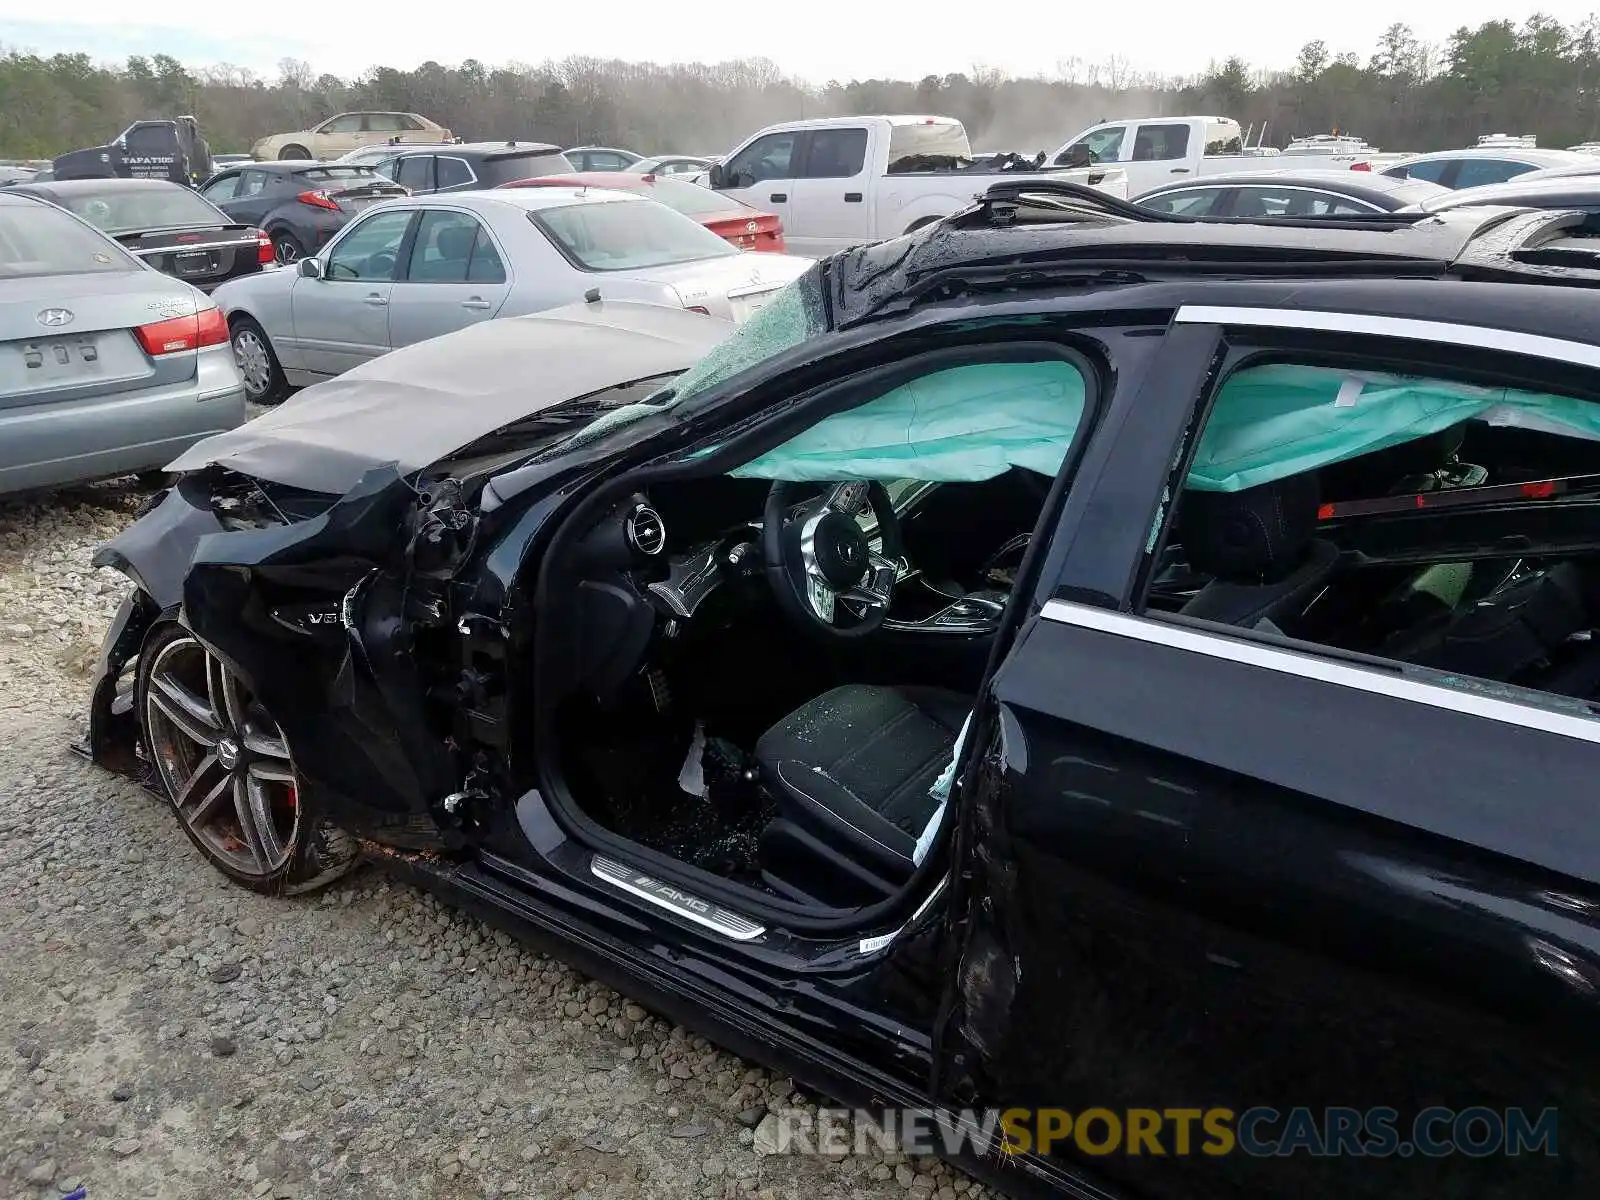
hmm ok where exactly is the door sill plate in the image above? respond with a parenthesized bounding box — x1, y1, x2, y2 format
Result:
(591, 855, 766, 941)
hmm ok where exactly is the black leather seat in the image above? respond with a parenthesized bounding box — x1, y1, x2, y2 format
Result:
(1177, 472, 1340, 630)
(755, 684, 968, 905)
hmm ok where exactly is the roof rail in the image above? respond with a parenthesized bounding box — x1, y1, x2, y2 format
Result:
(974, 179, 1190, 224)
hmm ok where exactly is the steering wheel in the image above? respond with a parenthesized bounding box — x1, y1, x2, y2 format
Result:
(762, 480, 902, 639)
(367, 249, 398, 278)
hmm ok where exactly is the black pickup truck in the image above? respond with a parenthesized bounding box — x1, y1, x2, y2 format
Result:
(86, 186, 1600, 1199)
(52, 117, 213, 188)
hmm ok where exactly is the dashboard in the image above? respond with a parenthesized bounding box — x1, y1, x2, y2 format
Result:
(562, 472, 1043, 698)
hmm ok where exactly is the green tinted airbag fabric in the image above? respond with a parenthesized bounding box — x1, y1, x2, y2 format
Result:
(730, 360, 1086, 483)
(1190, 364, 1600, 492)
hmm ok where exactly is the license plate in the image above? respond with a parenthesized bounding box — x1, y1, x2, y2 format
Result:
(174, 250, 215, 276)
(728, 290, 774, 324)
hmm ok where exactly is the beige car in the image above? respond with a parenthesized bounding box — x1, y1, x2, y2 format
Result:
(251, 112, 452, 161)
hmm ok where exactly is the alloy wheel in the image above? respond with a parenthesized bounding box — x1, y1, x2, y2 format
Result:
(143, 635, 300, 878)
(273, 236, 301, 265)
(232, 328, 273, 399)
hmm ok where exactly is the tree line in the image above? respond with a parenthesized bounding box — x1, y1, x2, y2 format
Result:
(0, 16, 1596, 160)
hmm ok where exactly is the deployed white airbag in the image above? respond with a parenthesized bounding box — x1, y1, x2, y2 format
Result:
(1190, 364, 1600, 492)
(729, 360, 1087, 483)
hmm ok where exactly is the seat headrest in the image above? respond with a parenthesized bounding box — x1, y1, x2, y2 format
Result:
(1179, 472, 1321, 583)
(435, 225, 475, 259)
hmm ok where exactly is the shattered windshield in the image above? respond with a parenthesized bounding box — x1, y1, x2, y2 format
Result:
(555, 267, 826, 451)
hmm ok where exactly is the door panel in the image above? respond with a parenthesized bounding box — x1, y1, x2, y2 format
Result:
(215, 170, 275, 224)
(786, 126, 871, 255)
(313, 115, 362, 158)
(387, 210, 511, 347)
(717, 131, 801, 227)
(1123, 121, 1194, 193)
(941, 603, 1596, 1198)
(934, 317, 1600, 1198)
(290, 209, 414, 376)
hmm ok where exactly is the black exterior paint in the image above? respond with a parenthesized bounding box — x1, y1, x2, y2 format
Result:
(940, 611, 1600, 1196)
(85, 214, 1600, 1199)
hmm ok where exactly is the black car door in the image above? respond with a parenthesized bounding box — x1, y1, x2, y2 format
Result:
(215, 169, 276, 224)
(932, 311, 1600, 1200)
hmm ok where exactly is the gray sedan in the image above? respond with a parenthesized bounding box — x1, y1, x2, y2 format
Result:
(211, 188, 811, 402)
(0, 191, 246, 495)
(1135, 169, 1448, 217)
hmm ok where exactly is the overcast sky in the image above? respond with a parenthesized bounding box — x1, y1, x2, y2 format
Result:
(0, 6, 1595, 82)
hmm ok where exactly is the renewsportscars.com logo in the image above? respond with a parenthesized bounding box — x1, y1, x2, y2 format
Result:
(997, 1106, 1559, 1158)
(750, 1106, 1559, 1160)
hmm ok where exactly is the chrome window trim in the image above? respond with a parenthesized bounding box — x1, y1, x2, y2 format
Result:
(1173, 306, 1600, 370)
(1039, 600, 1600, 747)
(131, 238, 256, 256)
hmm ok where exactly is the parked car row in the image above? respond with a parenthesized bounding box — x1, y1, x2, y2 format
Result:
(503, 172, 785, 251)
(1379, 144, 1598, 188)
(4, 177, 275, 289)
(1131, 147, 1600, 222)
(369, 141, 572, 193)
(211, 186, 811, 402)
(197, 162, 407, 263)
(1136, 168, 1447, 216)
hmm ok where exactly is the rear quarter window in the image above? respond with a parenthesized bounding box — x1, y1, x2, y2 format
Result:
(887, 122, 972, 170)
(1204, 121, 1244, 155)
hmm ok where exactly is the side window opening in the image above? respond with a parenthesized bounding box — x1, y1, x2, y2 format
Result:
(397, 156, 434, 192)
(801, 129, 868, 179)
(1453, 158, 1535, 189)
(724, 133, 798, 187)
(203, 174, 240, 202)
(1394, 158, 1452, 184)
(1138, 355, 1600, 713)
(1056, 126, 1125, 167)
(326, 210, 412, 282)
(1132, 123, 1191, 162)
(405, 210, 477, 282)
(1140, 189, 1224, 216)
(435, 157, 475, 189)
(547, 341, 1105, 886)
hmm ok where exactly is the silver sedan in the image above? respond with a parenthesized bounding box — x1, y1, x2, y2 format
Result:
(211, 188, 812, 402)
(0, 191, 245, 494)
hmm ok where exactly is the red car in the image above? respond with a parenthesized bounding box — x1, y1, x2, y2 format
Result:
(498, 171, 785, 252)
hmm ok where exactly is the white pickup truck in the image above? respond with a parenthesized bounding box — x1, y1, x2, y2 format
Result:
(1047, 116, 1376, 197)
(707, 115, 1129, 258)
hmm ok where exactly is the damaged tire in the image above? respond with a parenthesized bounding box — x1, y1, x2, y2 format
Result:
(137, 624, 357, 895)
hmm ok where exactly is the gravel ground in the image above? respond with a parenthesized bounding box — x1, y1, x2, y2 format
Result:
(0, 480, 987, 1200)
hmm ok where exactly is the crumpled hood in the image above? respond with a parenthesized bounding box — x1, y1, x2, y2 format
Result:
(164, 300, 733, 494)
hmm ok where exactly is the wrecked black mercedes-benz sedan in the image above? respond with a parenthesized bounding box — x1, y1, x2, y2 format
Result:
(89, 187, 1600, 1198)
